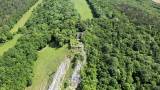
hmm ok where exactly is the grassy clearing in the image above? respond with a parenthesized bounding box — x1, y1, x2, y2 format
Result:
(0, 34, 21, 56)
(10, 0, 43, 33)
(71, 0, 93, 20)
(26, 45, 70, 90)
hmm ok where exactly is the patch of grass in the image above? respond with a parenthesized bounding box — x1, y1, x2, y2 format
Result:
(10, 0, 43, 33)
(26, 45, 70, 90)
(71, 0, 93, 20)
(0, 34, 21, 56)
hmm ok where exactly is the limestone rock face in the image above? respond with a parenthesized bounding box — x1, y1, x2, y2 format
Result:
(153, 0, 160, 3)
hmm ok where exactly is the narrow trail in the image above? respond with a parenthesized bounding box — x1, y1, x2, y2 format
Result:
(48, 58, 71, 90)
(0, 34, 21, 56)
(0, 0, 42, 56)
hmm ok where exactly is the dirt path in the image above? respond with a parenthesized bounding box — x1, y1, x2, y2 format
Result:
(48, 58, 71, 90)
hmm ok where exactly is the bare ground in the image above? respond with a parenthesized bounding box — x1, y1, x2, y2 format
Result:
(153, 0, 160, 3)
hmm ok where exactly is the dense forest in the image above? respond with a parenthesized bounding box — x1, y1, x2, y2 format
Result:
(0, 0, 37, 43)
(0, 0, 79, 89)
(80, 0, 160, 90)
(0, 0, 160, 90)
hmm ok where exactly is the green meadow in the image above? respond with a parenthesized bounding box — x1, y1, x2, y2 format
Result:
(71, 0, 93, 20)
(26, 45, 70, 90)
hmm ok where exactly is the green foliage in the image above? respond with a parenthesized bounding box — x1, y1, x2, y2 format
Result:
(64, 80, 69, 88)
(72, 53, 83, 68)
(1, 0, 160, 90)
(0, 0, 38, 43)
(0, 25, 13, 43)
(0, 0, 78, 89)
(80, 0, 160, 90)
(0, 34, 21, 56)
(0, 0, 37, 28)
